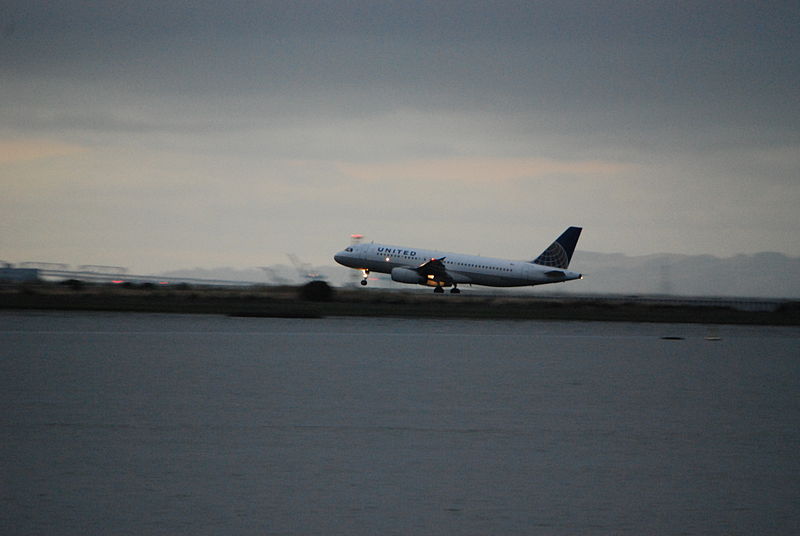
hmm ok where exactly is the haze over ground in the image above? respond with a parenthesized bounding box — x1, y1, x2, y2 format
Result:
(162, 250, 800, 299)
(2, 3, 798, 279)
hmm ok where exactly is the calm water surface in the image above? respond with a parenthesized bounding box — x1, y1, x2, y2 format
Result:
(1, 311, 799, 535)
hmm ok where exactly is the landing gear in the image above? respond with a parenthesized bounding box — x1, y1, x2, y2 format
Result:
(360, 269, 369, 286)
(433, 284, 459, 294)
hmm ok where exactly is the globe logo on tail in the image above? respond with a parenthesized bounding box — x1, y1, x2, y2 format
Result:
(531, 226, 582, 269)
(533, 242, 570, 269)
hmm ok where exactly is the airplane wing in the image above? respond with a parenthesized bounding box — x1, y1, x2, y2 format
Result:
(415, 257, 453, 284)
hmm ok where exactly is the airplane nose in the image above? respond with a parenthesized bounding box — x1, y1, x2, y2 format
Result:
(334, 252, 346, 265)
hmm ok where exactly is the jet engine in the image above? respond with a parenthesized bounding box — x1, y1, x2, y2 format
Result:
(390, 267, 425, 285)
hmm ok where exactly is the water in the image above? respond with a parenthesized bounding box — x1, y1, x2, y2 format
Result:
(1, 311, 799, 535)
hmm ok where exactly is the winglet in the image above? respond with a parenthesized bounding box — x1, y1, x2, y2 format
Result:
(532, 227, 582, 269)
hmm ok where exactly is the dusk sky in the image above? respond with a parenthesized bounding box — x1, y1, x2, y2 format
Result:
(2, 2, 798, 273)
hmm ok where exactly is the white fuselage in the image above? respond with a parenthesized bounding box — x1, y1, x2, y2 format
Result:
(334, 242, 582, 288)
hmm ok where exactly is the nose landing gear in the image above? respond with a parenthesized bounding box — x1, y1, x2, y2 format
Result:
(360, 269, 369, 286)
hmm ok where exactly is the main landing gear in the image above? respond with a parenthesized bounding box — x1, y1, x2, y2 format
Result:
(360, 269, 369, 286)
(433, 284, 461, 294)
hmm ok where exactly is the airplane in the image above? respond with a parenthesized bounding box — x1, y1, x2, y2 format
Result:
(333, 227, 583, 294)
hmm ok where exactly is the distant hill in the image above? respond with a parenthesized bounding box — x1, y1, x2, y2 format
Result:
(565, 251, 800, 298)
(159, 251, 800, 299)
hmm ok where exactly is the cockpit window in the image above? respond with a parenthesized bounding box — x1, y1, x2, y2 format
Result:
(345, 247, 353, 252)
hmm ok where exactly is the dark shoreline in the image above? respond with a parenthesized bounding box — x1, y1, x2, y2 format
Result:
(2, 283, 798, 325)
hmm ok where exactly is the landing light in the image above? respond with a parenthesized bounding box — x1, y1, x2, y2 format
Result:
(385, 257, 391, 261)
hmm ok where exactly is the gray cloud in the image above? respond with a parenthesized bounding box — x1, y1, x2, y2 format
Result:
(4, 2, 797, 136)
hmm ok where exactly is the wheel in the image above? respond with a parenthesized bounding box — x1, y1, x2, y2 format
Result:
(360, 279, 368, 286)
(433, 286, 444, 293)
(450, 287, 461, 294)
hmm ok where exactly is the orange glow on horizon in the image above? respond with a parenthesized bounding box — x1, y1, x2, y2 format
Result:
(0, 139, 87, 164)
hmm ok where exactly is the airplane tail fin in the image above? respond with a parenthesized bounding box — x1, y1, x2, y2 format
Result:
(531, 226, 582, 268)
